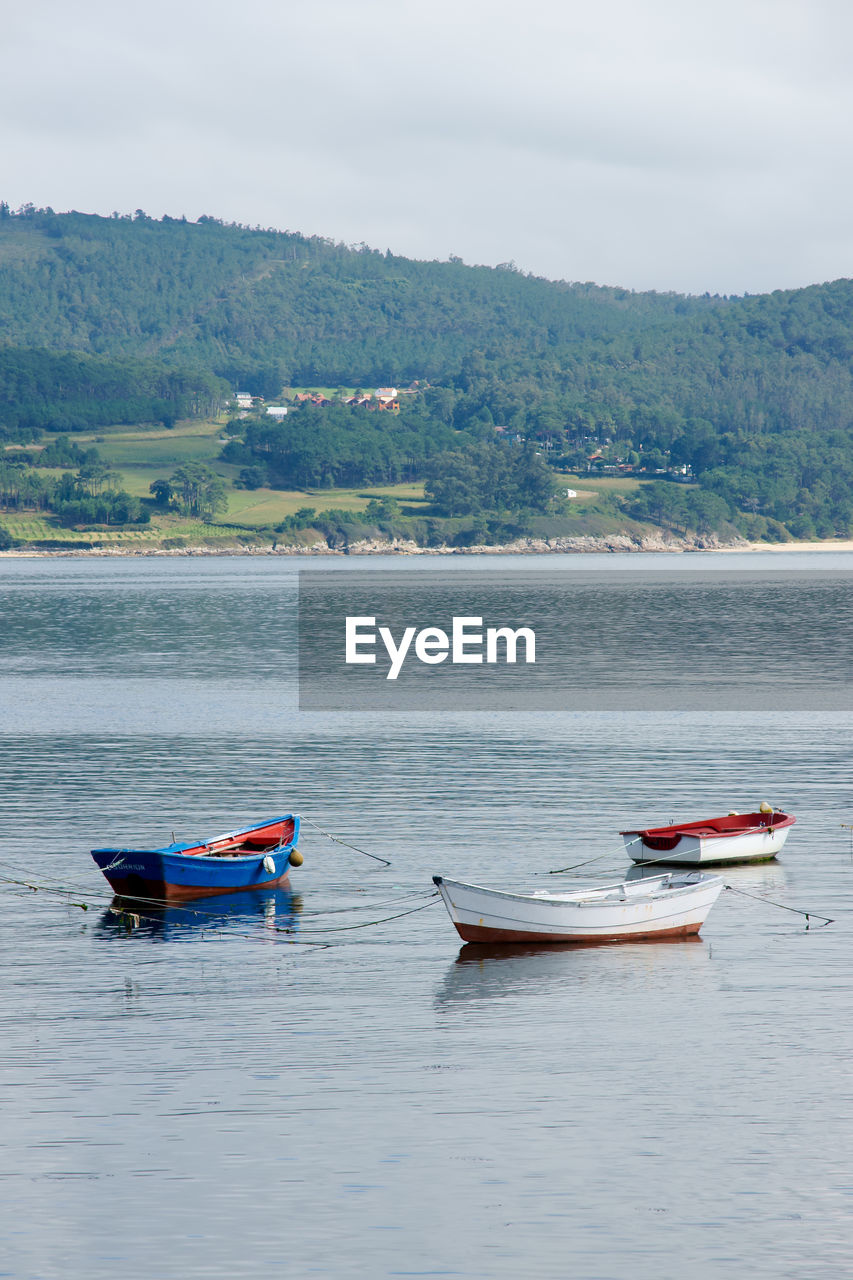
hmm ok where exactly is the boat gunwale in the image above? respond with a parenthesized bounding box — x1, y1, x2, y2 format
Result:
(92, 847, 294, 865)
(620, 811, 796, 841)
(91, 814, 299, 861)
(434, 873, 722, 911)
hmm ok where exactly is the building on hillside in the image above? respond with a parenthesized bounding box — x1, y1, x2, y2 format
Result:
(375, 387, 398, 402)
(235, 392, 254, 410)
(347, 392, 399, 410)
(265, 406, 288, 419)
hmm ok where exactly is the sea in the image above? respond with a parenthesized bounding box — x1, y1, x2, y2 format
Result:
(1, 551, 852, 1280)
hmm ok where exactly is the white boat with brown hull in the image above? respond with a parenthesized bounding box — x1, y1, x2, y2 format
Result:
(621, 809, 796, 867)
(432, 872, 724, 945)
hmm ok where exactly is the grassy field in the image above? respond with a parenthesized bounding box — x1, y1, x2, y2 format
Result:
(221, 481, 429, 525)
(0, 512, 239, 547)
(1, 514, 157, 545)
(66, 418, 227, 469)
(93, 434, 220, 471)
(115, 464, 430, 525)
(69, 417, 223, 445)
(554, 471, 644, 498)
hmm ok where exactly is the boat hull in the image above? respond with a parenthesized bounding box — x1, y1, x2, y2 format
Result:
(449, 919, 706, 944)
(91, 849, 294, 901)
(623, 820, 793, 866)
(91, 815, 300, 901)
(433, 873, 723, 945)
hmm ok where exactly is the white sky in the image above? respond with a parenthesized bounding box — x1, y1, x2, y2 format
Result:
(3, 0, 852, 295)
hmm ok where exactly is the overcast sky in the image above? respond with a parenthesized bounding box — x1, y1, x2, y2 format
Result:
(3, 0, 852, 295)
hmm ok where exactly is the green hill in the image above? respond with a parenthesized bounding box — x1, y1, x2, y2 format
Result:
(2, 202, 853, 541)
(0, 204, 707, 386)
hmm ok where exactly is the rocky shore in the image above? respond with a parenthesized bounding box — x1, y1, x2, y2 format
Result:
(0, 530, 747, 557)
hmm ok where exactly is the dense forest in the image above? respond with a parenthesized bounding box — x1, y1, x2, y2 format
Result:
(0, 347, 226, 438)
(223, 402, 462, 488)
(2, 203, 853, 538)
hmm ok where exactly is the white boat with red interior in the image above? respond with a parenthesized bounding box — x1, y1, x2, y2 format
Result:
(621, 806, 795, 866)
(432, 871, 723, 945)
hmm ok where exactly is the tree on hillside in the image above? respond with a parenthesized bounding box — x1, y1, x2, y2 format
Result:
(426, 441, 553, 517)
(169, 464, 227, 520)
(149, 478, 174, 507)
(629, 481, 687, 529)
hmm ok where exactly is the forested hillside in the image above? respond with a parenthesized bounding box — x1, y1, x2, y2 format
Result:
(2, 203, 853, 539)
(0, 204, 706, 387)
(0, 348, 226, 438)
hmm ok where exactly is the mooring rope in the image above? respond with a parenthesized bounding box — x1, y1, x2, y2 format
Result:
(293, 894, 440, 934)
(99, 893, 441, 939)
(296, 889, 436, 917)
(541, 836, 643, 875)
(0, 860, 439, 942)
(0, 875, 334, 946)
(103, 902, 334, 947)
(722, 883, 833, 929)
(301, 815, 392, 866)
(0, 870, 95, 910)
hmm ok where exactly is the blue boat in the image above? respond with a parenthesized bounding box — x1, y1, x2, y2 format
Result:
(91, 814, 301, 901)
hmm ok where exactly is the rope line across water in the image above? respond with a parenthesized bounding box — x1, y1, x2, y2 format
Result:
(722, 882, 833, 929)
(301, 816, 392, 866)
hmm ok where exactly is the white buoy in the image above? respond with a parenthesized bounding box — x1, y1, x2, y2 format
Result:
(263, 855, 276, 873)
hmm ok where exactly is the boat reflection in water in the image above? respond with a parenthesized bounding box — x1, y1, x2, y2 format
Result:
(97, 887, 302, 941)
(626, 856, 789, 895)
(435, 932, 710, 1010)
(456, 933, 705, 962)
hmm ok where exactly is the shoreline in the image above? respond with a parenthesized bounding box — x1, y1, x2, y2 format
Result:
(714, 540, 853, 553)
(3, 533, 853, 558)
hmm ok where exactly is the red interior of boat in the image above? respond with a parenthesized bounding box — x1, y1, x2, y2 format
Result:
(623, 811, 793, 850)
(185, 819, 296, 858)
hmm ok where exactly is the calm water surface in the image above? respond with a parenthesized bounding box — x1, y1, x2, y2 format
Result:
(1, 553, 852, 1279)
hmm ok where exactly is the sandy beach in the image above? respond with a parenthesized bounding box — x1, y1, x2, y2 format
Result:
(717, 539, 853, 553)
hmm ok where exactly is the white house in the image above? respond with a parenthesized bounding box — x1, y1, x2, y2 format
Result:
(265, 406, 288, 419)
